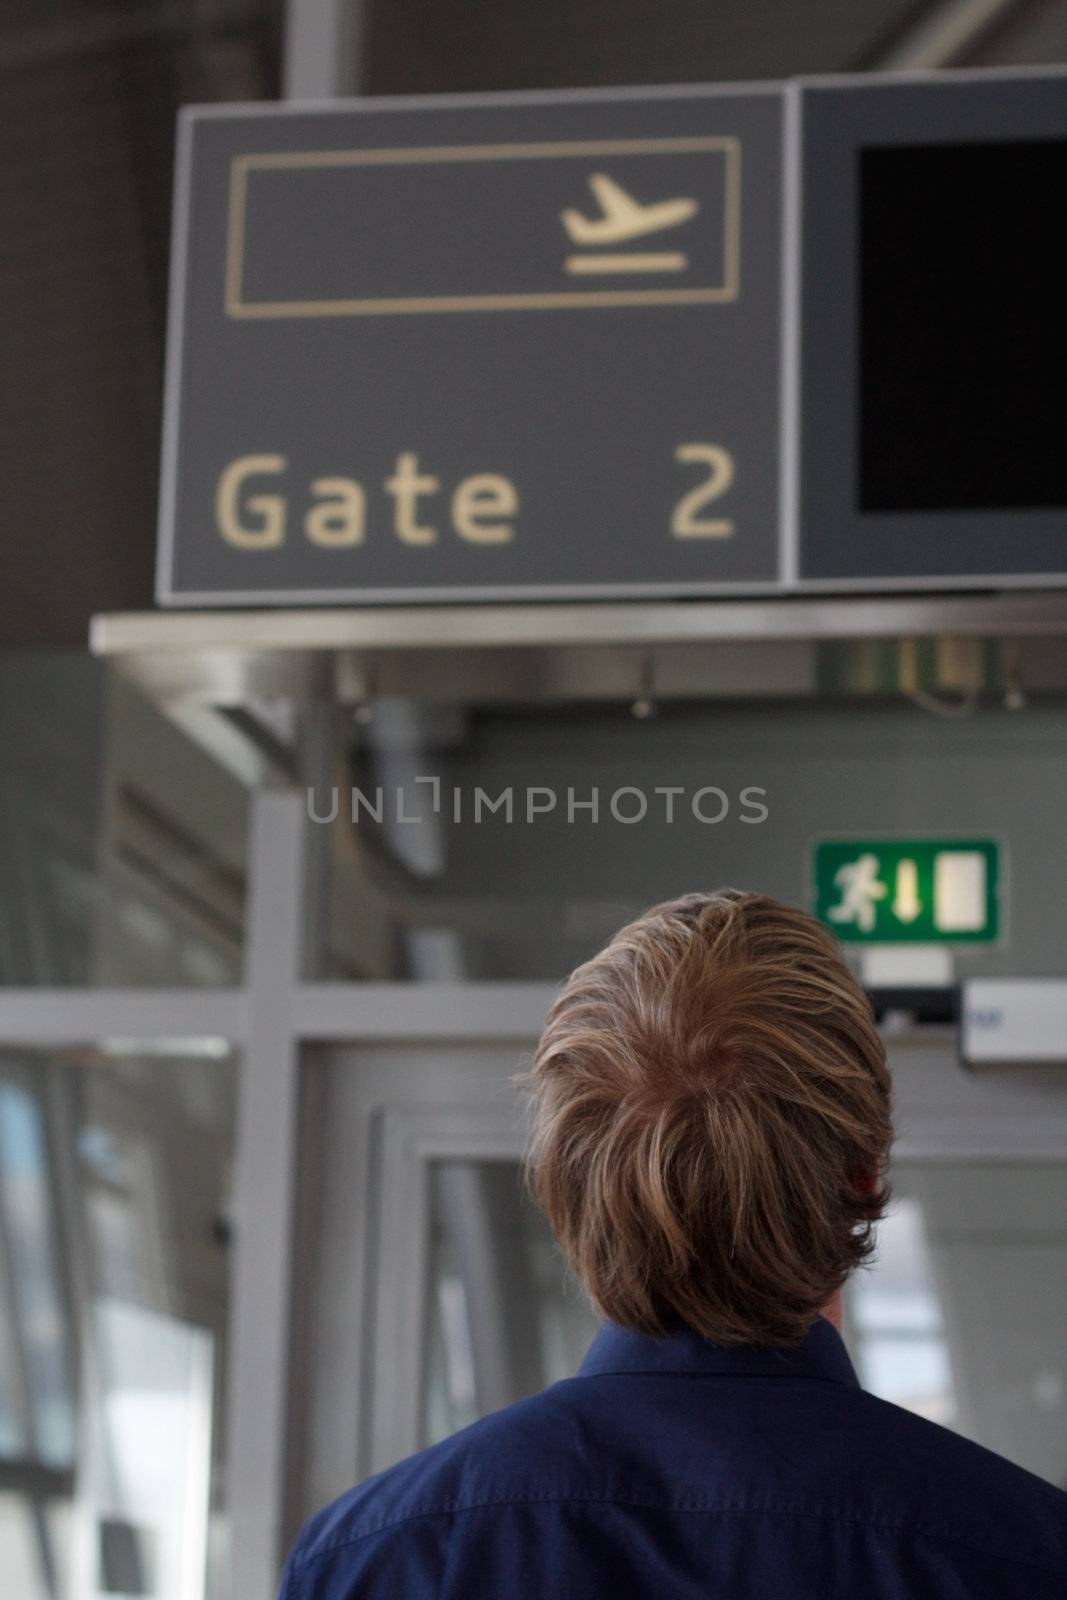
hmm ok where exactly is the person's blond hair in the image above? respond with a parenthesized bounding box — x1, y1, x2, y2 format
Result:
(523, 890, 892, 1346)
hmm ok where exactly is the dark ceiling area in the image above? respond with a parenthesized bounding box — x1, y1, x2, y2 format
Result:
(363, 0, 927, 93)
(0, 1, 281, 646)
(1, 0, 1065, 645)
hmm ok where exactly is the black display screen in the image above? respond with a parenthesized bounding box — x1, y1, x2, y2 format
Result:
(860, 140, 1067, 513)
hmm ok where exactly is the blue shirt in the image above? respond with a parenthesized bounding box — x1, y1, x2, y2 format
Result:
(280, 1317, 1067, 1598)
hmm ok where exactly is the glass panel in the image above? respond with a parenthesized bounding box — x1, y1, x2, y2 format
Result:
(0, 1078, 76, 1464)
(317, 697, 1067, 982)
(845, 1160, 1067, 1486)
(0, 1046, 236, 1599)
(845, 1195, 956, 1424)
(415, 1155, 1066, 1489)
(0, 1492, 48, 1600)
(420, 1160, 598, 1448)
(0, 654, 247, 986)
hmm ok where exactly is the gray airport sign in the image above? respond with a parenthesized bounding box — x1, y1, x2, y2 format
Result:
(157, 87, 784, 605)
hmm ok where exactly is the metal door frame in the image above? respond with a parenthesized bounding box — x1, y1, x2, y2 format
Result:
(356, 1029, 1067, 1472)
(372, 1103, 529, 1471)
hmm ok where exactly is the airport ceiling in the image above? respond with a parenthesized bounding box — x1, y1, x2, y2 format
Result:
(359, 0, 1022, 90)
(1, 0, 1066, 645)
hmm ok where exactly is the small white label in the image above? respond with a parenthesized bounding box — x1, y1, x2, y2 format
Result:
(861, 944, 953, 988)
(962, 980, 1067, 1064)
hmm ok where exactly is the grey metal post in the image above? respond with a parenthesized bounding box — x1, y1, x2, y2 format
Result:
(298, 703, 339, 982)
(226, 6, 367, 1588)
(283, 0, 365, 99)
(226, 787, 307, 1598)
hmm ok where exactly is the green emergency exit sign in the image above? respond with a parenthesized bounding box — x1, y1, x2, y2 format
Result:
(812, 839, 1000, 944)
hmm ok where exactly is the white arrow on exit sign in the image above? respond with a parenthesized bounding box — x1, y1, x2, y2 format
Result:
(892, 859, 922, 923)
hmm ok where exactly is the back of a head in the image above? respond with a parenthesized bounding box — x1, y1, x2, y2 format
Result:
(525, 889, 892, 1347)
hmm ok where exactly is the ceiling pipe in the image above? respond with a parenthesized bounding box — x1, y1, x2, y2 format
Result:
(873, 0, 1042, 69)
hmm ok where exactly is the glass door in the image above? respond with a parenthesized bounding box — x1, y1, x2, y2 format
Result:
(292, 1031, 1067, 1530)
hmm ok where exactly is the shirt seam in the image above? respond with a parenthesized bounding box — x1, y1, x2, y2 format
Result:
(291, 1494, 1065, 1579)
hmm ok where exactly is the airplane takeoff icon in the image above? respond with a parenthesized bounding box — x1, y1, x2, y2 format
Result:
(561, 173, 699, 276)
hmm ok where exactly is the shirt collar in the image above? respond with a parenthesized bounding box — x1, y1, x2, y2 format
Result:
(578, 1315, 860, 1387)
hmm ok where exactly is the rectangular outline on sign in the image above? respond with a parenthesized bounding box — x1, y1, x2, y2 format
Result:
(223, 137, 740, 317)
